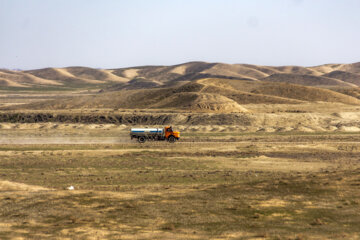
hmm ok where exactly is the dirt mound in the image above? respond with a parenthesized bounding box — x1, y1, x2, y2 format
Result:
(153, 92, 248, 112)
(262, 73, 355, 87)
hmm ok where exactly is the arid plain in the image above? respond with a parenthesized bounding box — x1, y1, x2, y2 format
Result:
(1, 62, 360, 239)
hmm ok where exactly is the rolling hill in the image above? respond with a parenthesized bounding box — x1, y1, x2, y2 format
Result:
(2, 61, 360, 112)
(262, 73, 356, 87)
(9, 77, 360, 112)
(1, 61, 360, 90)
(322, 71, 360, 86)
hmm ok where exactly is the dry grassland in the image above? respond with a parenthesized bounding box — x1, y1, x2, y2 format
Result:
(0, 127, 360, 239)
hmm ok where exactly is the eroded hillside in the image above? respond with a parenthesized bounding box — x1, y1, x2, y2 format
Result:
(1, 61, 360, 90)
(1, 61, 360, 113)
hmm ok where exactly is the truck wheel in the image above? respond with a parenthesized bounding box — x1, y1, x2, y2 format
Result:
(168, 135, 176, 143)
(138, 136, 146, 143)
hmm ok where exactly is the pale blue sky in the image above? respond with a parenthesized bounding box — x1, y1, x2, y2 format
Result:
(1, 0, 359, 69)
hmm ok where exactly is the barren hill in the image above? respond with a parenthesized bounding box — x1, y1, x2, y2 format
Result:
(322, 71, 360, 86)
(152, 92, 249, 112)
(10, 77, 360, 112)
(25, 68, 105, 85)
(338, 62, 360, 74)
(262, 73, 356, 87)
(2, 61, 360, 112)
(199, 78, 360, 104)
(65, 67, 127, 82)
(0, 70, 62, 87)
(1, 61, 360, 90)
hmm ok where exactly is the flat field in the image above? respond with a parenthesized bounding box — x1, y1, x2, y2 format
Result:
(0, 126, 360, 239)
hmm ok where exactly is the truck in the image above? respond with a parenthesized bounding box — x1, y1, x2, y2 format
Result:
(130, 126, 180, 143)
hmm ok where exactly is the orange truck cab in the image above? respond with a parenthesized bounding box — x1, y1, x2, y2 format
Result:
(164, 126, 180, 142)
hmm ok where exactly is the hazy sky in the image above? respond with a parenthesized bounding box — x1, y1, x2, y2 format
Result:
(1, 0, 360, 69)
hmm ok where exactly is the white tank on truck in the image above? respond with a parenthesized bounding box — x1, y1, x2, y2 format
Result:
(130, 126, 180, 143)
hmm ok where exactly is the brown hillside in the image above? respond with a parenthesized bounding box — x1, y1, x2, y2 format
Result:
(200, 63, 268, 80)
(3, 61, 360, 90)
(201, 84, 304, 104)
(152, 92, 248, 112)
(252, 82, 360, 104)
(333, 87, 360, 99)
(194, 79, 303, 104)
(322, 71, 360, 86)
(307, 64, 343, 75)
(110, 62, 217, 84)
(168, 61, 216, 75)
(18, 87, 248, 113)
(0, 77, 27, 87)
(241, 64, 281, 75)
(120, 78, 163, 89)
(198, 78, 360, 105)
(0, 70, 62, 86)
(19, 88, 172, 110)
(65, 67, 127, 82)
(262, 73, 355, 87)
(17, 76, 360, 112)
(273, 66, 320, 75)
(338, 62, 360, 74)
(25, 68, 104, 84)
